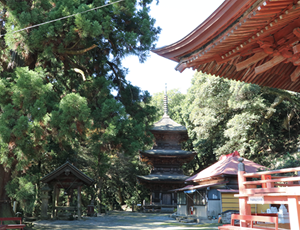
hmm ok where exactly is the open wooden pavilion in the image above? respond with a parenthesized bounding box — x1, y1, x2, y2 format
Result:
(41, 162, 94, 219)
(153, 0, 300, 92)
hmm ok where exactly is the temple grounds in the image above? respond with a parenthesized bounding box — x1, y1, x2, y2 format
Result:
(32, 211, 220, 230)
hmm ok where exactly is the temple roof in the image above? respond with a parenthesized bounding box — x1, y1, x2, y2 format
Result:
(186, 152, 264, 182)
(140, 149, 195, 156)
(151, 114, 187, 131)
(152, 0, 300, 92)
(137, 174, 189, 182)
(41, 161, 94, 186)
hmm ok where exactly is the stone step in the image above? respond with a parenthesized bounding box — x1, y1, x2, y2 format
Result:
(180, 218, 196, 223)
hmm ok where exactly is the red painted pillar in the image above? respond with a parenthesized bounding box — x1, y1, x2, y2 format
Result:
(288, 196, 300, 230)
(238, 158, 251, 227)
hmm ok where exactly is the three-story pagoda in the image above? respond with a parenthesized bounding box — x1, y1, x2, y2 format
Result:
(137, 85, 195, 211)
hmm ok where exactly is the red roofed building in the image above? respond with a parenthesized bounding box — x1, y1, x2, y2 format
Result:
(152, 0, 300, 92)
(172, 152, 268, 219)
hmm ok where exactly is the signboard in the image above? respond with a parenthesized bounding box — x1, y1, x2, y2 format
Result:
(247, 196, 264, 204)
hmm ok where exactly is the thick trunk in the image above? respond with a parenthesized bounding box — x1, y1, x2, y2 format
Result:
(0, 164, 14, 217)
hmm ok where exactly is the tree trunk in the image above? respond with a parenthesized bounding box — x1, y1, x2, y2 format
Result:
(0, 164, 14, 217)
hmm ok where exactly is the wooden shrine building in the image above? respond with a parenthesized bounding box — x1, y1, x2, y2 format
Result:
(137, 85, 195, 212)
(41, 162, 94, 219)
(171, 151, 268, 220)
(153, 0, 300, 92)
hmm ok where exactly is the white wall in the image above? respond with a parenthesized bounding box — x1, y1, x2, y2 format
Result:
(207, 200, 221, 217)
(194, 205, 207, 218)
(177, 204, 187, 216)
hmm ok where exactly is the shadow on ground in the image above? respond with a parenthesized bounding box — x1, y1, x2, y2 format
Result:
(32, 211, 221, 230)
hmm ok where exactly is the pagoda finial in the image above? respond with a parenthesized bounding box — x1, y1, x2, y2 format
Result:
(164, 83, 168, 116)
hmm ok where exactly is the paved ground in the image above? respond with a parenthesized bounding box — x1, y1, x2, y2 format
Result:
(32, 211, 220, 230)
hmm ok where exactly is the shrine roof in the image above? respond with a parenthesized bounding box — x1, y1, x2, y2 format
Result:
(170, 181, 227, 192)
(152, 0, 300, 92)
(186, 154, 264, 182)
(137, 174, 189, 182)
(41, 161, 94, 186)
(151, 114, 187, 131)
(140, 149, 195, 156)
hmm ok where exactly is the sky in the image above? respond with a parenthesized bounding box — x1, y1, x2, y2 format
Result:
(122, 0, 225, 96)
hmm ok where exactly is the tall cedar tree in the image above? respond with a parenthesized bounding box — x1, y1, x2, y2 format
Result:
(182, 72, 300, 174)
(0, 0, 160, 216)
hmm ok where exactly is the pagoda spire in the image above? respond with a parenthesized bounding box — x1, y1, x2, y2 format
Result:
(164, 83, 168, 116)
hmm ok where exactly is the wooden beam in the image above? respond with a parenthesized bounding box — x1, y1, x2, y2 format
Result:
(255, 55, 286, 75)
(291, 66, 300, 82)
(235, 52, 269, 71)
(293, 27, 300, 39)
(293, 44, 300, 54)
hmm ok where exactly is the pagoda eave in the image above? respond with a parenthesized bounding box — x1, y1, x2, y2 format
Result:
(152, 0, 258, 62)
(153, 0, 300, 92)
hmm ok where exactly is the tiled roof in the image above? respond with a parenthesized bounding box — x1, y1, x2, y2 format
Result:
(41, 161, 94, 186)
(137, 174, 189, 182)
(151, 114, 187, 131)
(141, 149, 195, 156)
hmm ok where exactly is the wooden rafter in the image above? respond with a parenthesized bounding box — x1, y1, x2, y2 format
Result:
(255, 55, 287, 75)
(291, 66, 300, 82)
(235, 52, 269, 71)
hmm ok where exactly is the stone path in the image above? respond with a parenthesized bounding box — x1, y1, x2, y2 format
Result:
(33, 211, 220, 230)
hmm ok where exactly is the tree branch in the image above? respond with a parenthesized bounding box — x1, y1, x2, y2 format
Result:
(63, 44, 97, 55)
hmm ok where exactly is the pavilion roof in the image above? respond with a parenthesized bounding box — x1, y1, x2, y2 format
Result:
(152, 0, 300, 92)
(41, 161, 94, 186)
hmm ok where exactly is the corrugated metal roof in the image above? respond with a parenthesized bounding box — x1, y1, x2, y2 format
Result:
(186, 154, 264, 182)
(170, 181, 227, 192)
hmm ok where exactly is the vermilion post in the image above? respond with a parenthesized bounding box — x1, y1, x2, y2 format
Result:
(288, 196, 300, 230)
(238, 158, 251, 227)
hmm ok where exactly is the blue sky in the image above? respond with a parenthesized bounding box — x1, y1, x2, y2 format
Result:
(122, 0, 225, 96)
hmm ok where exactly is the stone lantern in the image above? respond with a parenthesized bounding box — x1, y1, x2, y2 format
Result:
(41, 184, 51, 220)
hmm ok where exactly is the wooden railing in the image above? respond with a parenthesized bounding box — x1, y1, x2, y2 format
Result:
(219, 158, 300, 230)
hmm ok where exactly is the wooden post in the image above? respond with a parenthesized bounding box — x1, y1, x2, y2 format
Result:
(261, 175, 272, 188)
(288, 196, 300, 230)
(238, 158, 251, 227)
(77, 186, 81, 220)
(52, 184, 56, 219)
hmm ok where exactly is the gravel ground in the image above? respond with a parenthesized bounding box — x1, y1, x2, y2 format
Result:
(32, 211, 220, 230)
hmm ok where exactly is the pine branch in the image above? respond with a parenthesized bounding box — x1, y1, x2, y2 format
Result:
(63, 44, 97, 55)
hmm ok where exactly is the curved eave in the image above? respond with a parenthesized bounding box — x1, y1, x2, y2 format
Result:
(41, 162, 94, 186)
(152, 0, 258, 62)
(137, 174, 189, 182)
(140, 150, 196, 158)
(154, 0, 300, 92)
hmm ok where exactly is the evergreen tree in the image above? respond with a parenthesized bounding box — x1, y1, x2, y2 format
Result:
(182, 72, 300, 174)
(0, 0, 160, 216)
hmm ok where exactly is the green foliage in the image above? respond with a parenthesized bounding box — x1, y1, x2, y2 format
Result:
(0, 0, 160, 216)
(6, 175, 38, 215)
(182, 72, 300, 173)
(150, 88, 185, 125)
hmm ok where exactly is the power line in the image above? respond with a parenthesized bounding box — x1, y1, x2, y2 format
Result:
(0, 0, 125, 38)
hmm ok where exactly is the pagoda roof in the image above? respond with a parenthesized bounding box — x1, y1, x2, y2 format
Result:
(152, 0, 300, 92)
(137, 174, 189, 182)
(41, 161, 94, 186)
(186, 152, 264, 182)
(140, 149, 195, 157)
(151, 114, 187, 131)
